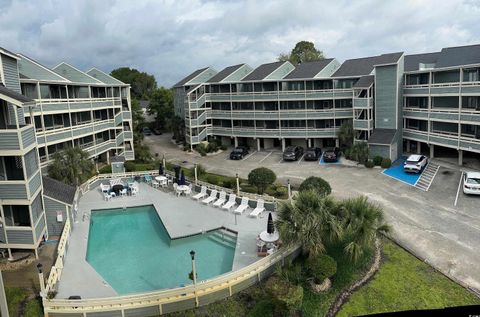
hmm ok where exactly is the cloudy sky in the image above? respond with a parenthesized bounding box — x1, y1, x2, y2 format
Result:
(1, 0, 479, 86)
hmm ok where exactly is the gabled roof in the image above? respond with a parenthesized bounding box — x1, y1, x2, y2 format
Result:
(0, 47, 19, 60)
(87, 68, 125, 85)
(207, 64, 245, 83)
(436, 44, 480, 68)
(284, 59, 335, 79)
(42, 176, 77, 205)
(333, 52, 403, 77)
(17, 54, 70, 83)
(173, 67, 209, 88)
(0, 84, 33, 106)
(353, 75, 375, 88)
(110, 155, 126, 163)
(52, 62, 103, 84)
(368, 128, 397, 145)
(404, 52, 440, 72)
(242, 61, 287, 81)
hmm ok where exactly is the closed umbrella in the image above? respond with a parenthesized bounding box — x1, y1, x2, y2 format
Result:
(159, 163, 164, 176)
(267, 212, 274, 234)
(180, 170, 186, 186)
(174, 166, 181, 183)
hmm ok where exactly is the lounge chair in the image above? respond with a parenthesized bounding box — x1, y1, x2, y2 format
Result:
(131, 187, 139, 196)
(202, 190, 218, 204)
(184, 184, 193, 195)
(192, 186, 207, 200)
(144, 175, 152, 184)
(120, 188, 128, 197)
(213, 191, 227, 207)
(222, 194, 237, 211)
(234, 197, 249, 214)
(100, 183, 110, 193)
(249, 199, 265, 218)
(104, 192, 113, 201)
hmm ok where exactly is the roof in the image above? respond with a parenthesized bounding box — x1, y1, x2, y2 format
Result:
(17, 54, 70, 83)
(404, 52, 440, 72)
(52, 62, 103, 84)
(0, 84, 33, 105)
(333, 52, 403, 77)
(284, 59, 334, 79)
(207, 64, 245, 83)
(436, 44, 480, 68)
(110, 155, 126, 163)
(353, 75, 375, 88)
(173, 67, 209, 88)
(42, 176, 77, 205)
(0, 47, 19, 60)
(242, 61, 286, 81)
(368, 128, 397, 145)
(87, 68, 125, 85)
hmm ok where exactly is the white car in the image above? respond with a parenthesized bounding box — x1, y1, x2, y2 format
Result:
(403, 155, 428, 173)
(463, 172, 480, 195)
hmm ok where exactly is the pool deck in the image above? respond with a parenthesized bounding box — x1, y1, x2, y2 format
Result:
(56, 183, 270, 299)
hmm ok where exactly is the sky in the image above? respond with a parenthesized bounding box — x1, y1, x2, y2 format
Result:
(1, 0, 480, 87)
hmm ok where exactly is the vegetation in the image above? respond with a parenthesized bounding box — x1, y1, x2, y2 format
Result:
(265, 276, 304, 314)
(247, 167, 277, 194)
(306, 254, 337, 284)
(338, 120, 354, 148)
(338, 240, 480, 316)
(298, 176, 331, 197)
(48, 147, 95, 186)
(365, 160, 375, 168)
(381, 158, 392, 168)
(110, 67, 157, 99)
(345, 142, 369, 164)
(5, 287, 43, 317)
(373, 155, 383, 166)
(278, 41, 325, 65)
(148, 86, 174, 128)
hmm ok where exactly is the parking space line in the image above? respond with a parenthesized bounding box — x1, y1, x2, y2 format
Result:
(242, 151, 256, 161)
(259, 151, 273, 163)
(454, 171, 464, 207)
(278, 157, 284, 163)
(297, 154, 305, 164)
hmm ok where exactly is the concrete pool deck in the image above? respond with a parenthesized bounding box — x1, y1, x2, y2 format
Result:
(56, 183, 269, 299)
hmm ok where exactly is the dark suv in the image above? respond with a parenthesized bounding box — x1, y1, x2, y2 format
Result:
(322, 147, 340, 162)
(304, 147, 322, 161)
(230, 146, 249, 160)
(283, 146, 304, 161)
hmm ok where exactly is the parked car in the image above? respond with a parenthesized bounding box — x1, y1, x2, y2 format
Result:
(152, 128, 162, 135)
(304, 147, 322, 161)
(322, 147, 340, 162)
(142, 127, 152, 136)
(403, 154, 428, 173)
(230, 146, 249, 160)
(283, 146, 303, 161)
(463, 172, 480, 195)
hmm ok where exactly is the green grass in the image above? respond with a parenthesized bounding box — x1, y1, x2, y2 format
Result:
(5, 287, 28, 317)
(338, 240, 480, 316)
(25, 297, 43, 317)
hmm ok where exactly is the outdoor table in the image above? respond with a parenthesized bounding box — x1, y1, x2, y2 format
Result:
(259, 230, 279, 243)
(177, 185, 189, 195)
(155, 175, 168, 186)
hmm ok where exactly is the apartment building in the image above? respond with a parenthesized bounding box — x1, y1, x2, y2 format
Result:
(0, 47, 134, 257)
(174, 44, 480, 165)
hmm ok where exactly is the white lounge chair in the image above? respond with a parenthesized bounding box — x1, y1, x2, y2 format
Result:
(213, 191, 227, 208)
(120, 188, 128, 197)
(184, 184, 193, 195)
(249, 199, 265, 218)
(222, 194, 237, 211)
(100, 183, 110, 193)
(192, 186, 207, 200)
(234, 197, 249, 214)
(202, 190, 218, 204)
(152, 179, 159, 188)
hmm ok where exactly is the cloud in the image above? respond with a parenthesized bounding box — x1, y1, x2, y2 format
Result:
(0, 0, 479, 86)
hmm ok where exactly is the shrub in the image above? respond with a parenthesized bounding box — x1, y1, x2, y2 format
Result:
(381, 158, 392, 168)
(248, 167, 277, 194)
(299, 176, 331, 197)
(99, 165, 112, 174)
(204, 174, 221, 185)
(221, 177, 236, 189)
(275, 186, 288, 199)
(240, 184, 257, 194)
(207, 142, 218, 153)
(348, 142, 369, 163)
(265, 276, 304, 313)
(220, 145, 227, 151)
(373, 155, 383, 166)
(191, 164, 206, 178)
(248, 299, 286, 317)
(306, 254, 337, 284)
(196, 143, 207, 156)
(364, 160, 375, 168)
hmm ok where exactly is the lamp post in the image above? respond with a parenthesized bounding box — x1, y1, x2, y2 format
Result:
(190, 250, 199, 307)
(37, 263, 45, 297)
(236, 173, 240, 196)
(194, 164, 198, 185)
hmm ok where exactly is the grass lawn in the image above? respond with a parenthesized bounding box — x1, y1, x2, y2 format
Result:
(338, 240, 480, 316)
(5, 287, 43, 317)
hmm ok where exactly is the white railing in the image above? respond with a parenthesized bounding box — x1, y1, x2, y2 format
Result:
(45, 219, 71, 294)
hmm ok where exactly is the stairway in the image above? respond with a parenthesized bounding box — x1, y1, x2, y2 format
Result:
(415, 161, 440, 191)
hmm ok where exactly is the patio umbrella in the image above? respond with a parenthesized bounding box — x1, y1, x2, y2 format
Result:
(174, 166, 181, 183)
(180, 170, 186, 186)
(159, 163, 164, 176)
(267, 212, 274, 234)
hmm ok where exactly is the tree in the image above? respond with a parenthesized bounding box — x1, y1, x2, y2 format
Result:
(248, 167, 276, 194)
(341, 196, 390, 262)
(47, 147, 95, 186)
(276, 191, 342, 257)
(166, 115, 185, 142)
(299, 176, 331, 197)
(110, 67, 157, 99)
(278, 41, 325, 65)
(148, 87, 174, 128)
(338, 120, 354, 148)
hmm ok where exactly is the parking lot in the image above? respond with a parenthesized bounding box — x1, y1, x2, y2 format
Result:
(145, 134, 480, 293)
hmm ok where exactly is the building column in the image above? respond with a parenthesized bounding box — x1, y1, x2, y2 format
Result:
(458, 149, 463, 166)
(307, 139, 312, 147)
(281, 139, 286, 152)
(257, 139, 261, 151)
(430, 144, 434, 158)
(106, 151, 110, 164)
(335, 138, 340, 148)
(417, 141, 421, 154)
(406, 140, 411, 153)
(234, 137, 238, 148)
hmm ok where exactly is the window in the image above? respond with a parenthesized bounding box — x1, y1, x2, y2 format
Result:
(3, 205, 31, 227)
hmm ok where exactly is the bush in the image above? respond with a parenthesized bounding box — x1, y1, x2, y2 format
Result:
(204, 174, 221, 186)
(196, 143, 207, 156)
(373, 155, 383, 166)
(265, 276, 304, 313)
(364, 160, 375, 168)
(99, 165, 112, 174)
(306, 254, 337, 284)
(275, 186, 288, 199)
(221, 177, 236, 189)
(299, 176, 331, 197)
(381, 158, 392, 168)
(248, 167, 277, 194)
(248, 299, 285, 317)
(207, 142, 218, 153)
(241, 184, 257, 194)
(220, 145, 228, 151)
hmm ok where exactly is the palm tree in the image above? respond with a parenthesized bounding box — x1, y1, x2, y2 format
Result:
(47, 147, 95, 186)
(340, 196, 390, 262)
(338, 120, 353, 148)
(275, 191, 342, 257)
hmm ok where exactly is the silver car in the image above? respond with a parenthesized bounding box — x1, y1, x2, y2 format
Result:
(403, 154, 428, 173)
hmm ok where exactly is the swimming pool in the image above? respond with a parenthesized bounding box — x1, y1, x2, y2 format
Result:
(86, 205, 236, 295)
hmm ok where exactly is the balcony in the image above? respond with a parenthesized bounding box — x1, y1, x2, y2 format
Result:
(210, 127, 338, 138)
(36, 97, 121, 113)
(353, 119, 373, 130)
(0, 125, 36, 152)
(403, 128, 480, 152)
(0, 170, 41, 200)
(353, 98, 372, 109)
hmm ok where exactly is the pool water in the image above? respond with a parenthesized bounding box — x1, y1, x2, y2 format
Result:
(382, 157, 422, 185)
(86, 205, 236, 294)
